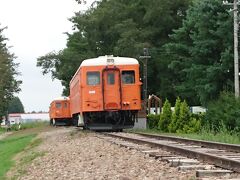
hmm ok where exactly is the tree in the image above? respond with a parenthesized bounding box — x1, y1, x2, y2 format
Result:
(168, 97, 181, 132)
(165, 0, 233, 105)
(37, 0, 192, 98)
(159, 99, 172, 131)
(8, 97, 24, 113)
(176, 100, 191, 132)
(0, 25, 21, 122)
(205, 92, 240, 132)
(37, 32, 94, 95)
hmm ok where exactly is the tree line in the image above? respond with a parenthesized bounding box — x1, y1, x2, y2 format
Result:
(0, 26, 22, 122)
(37, 0, 235, 107)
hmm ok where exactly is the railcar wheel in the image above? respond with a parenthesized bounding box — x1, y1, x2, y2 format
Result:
(53, 119, 56, 126)
(50, 119, 53, 126)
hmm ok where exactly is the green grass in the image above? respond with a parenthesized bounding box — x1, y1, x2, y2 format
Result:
(11, 121, 49, 131)
(0, 134, 36, 179)
(12, 146, 45, 179)
(0, 121, 49, 133)
(0, 126, 5, 134)
(177, 131, 240, 144)
(129, 128, 240, 144)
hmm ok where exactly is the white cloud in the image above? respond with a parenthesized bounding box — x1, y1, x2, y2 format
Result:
(0, 0, 93, 112)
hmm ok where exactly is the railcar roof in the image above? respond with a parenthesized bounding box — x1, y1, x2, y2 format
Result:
(70, 56, 139, 84)
(80, 56, 139, 67)
(52, 97, 69, 101)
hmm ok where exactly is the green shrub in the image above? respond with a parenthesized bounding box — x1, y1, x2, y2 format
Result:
(159, 99, 172, 132)
(191, 112, 205, 122)
(147, 114, 160, 129)
(205, 92, 240, 132)
(183, 117, 201, 133)
(168, 97, 181, 132)
(176, 100, 191, 133)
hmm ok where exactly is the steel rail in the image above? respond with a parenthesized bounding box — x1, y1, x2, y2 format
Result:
(105, 133, 240, 173)
(134, 132, 240, 153)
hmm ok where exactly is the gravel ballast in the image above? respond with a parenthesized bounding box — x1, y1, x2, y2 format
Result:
(19, 128, 195, 180)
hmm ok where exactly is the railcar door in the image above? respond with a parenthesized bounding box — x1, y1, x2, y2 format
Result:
(103, 69, 121, 110)
(62, 101, 69, 117)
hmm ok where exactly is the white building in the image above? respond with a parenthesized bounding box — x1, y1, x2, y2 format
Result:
(1, 113, 50, 125)
(149, 106, 206, 115)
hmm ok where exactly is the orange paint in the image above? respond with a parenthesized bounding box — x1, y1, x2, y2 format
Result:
(70, 64, 141, 115)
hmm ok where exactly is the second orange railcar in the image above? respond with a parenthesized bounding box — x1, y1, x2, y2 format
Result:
(49, 97, 72, 126)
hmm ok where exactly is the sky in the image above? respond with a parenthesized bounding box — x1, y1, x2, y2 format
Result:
(0, 0, 94, 112)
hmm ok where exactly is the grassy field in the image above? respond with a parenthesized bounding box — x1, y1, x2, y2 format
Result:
(0, 126, 5, 134)
(0, 134, 36, 179)
(0, 122, 49, 179)
(130, 129, 240, 144)
(10, 121, 49, 131)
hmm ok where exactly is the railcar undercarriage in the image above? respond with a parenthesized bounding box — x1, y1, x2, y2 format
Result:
(79, 110, 138, 130)
(50, 118, 73, 126)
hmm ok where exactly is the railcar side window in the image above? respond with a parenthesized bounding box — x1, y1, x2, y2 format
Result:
(107, 73, 115, 85)
(64, 102, 67, 108)
(122, 71, 135, 84)
(56, 102, 61, 109)
(87, 72, 100, 85)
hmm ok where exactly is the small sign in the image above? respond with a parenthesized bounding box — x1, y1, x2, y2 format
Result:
(107, 58, 114, 65)
(89, 90, 96, 94)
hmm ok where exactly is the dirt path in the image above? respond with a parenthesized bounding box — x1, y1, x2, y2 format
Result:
(0, 132, 12, 140)
(12, 127, 196, 180)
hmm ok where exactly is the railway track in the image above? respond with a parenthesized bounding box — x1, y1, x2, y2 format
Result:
(98, 132, 240, 178)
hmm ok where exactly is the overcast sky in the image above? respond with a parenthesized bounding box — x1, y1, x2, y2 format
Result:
(0, 0, 93, 112)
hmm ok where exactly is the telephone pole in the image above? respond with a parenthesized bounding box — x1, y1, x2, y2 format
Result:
(223, 0, 240, 97)
(139, 48, 151, 113)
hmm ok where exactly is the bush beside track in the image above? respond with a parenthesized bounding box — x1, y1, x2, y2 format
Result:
(144, 92, 240, 144)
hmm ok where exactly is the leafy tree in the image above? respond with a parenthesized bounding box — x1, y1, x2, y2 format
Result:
(159, 99, 172, 131)
(165, 0, 233, 105)
(205, 92, 240, 132)
(176, 100, 190, 132)
(168, 97, 181, 132)
(8, 97, 25, 113)
(37, 0, 192, 98)
(37, 32, 94, 95)
(0, 26, 21, 122)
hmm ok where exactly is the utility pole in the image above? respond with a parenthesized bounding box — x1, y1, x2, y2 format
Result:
(223, 0, 240, 97)
(139, 48, 151, 114)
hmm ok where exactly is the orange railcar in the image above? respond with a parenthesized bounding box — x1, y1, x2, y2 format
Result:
(49, 97, 72, 126)
(70, 55, 142, 130)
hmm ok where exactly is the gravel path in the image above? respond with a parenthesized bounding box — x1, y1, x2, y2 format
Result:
(19, 127, 195, 180)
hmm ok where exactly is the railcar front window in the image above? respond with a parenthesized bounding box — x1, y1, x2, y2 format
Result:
(87, 72, 100, 85)
(107, 73, 115, 85)
(122, 71, 135, 84)
(56, 103, 61, 109)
